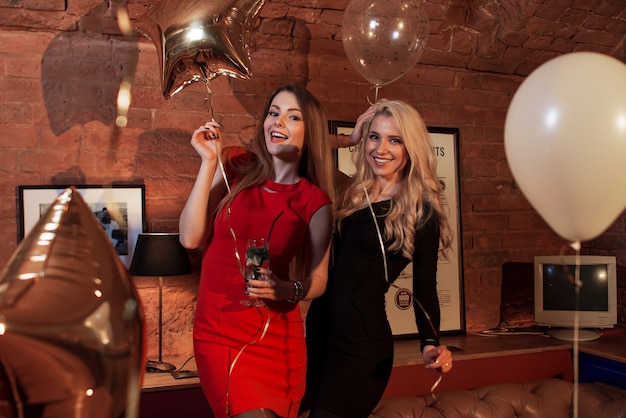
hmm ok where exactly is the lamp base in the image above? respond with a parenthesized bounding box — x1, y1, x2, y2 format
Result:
(146, 359, 176, 373)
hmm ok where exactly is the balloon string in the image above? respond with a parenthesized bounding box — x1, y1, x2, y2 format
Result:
(226, 307, 271, 417)
(561, 240, 581, 418)
(430, 375, 443, 403)
(366, 85, 382, 105)
(363, 187, 388, 284)
(573, 245, 580, 418)
(205, 78, 214, 121)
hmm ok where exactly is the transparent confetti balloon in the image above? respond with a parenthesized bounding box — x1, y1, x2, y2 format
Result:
(342, 0, 429, 88)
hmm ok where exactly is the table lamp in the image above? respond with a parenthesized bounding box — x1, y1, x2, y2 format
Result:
(129, 232, 192, 373)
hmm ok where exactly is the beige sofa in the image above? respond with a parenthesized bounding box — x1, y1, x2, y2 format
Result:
(371, 378, 626, 417)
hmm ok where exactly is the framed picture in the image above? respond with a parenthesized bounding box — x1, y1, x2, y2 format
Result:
(329, 121, 465, 337)
(18, 185, 146, 268)
(330, 120, 360, 175)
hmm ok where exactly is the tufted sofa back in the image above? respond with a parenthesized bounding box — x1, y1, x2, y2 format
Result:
(371, 379, 626, 418)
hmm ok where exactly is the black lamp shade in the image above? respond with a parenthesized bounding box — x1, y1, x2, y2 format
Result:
(129, 233, 192, 277)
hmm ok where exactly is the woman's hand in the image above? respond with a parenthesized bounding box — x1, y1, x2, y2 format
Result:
(349, 104, 378, 146)
(245, 267, 293, 301)
(423, 345, 453, 374)
(191, 121, 222, 161)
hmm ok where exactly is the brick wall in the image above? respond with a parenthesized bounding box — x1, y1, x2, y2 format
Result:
(0, 0, 624, 360)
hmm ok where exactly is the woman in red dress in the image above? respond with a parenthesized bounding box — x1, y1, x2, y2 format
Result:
(179, 84, 335, 418)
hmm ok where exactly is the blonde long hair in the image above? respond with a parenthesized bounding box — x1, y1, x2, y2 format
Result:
(336, 99, 453, 259)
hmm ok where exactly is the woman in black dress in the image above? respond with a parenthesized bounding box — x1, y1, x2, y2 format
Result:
(303, 99, 454, 418)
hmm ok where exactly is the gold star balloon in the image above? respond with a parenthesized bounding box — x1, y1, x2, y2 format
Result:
(136, 0, 266, 98)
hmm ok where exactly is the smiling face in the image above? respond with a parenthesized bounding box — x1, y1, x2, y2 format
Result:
(364, 114, 409, 183)
(263, 91, 305, 159)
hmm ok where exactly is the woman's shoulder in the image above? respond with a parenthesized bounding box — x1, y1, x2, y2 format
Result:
(301, 177, 330, 195)
(298, 178, 331, 209)
(416, 204, 440, 237)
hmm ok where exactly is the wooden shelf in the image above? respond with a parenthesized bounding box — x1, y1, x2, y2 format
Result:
(578, 334, 626, 364)
(141, 357, 200, 393)
(393, 333, 572, 367)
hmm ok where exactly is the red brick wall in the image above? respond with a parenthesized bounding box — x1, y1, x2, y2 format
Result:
(0, 1, 624, 360)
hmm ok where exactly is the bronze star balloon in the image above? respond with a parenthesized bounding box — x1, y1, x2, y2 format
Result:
(136, 0, 266, 98)
(0, 187, 145, 417)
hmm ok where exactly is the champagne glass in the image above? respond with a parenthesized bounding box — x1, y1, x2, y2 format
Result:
(241, 238, 270, 307)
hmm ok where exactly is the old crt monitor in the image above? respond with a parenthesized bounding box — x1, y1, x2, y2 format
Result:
(534, 255, 617, 342)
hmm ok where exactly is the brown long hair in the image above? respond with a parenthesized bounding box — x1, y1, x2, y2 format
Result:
(217, 84, 336, 278)
(221, 84, 335, 209)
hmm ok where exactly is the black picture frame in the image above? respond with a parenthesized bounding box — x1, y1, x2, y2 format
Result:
(329, 120, 358, 173)
(18, 184, 146, 268)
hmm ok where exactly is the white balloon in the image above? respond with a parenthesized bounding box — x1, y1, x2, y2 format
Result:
(504, 52, 626, 242)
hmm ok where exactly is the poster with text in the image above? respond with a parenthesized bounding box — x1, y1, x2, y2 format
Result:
(332, 123, 464, 336)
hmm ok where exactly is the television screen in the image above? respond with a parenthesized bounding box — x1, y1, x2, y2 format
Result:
(542, 264, 609, 312)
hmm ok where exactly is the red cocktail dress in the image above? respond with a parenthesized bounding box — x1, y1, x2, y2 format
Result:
(194, 174, 330, 418)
